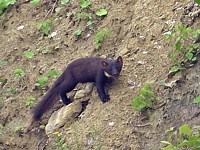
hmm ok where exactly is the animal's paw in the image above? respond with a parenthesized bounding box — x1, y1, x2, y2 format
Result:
(100, 94, 110, 103)
(62, 98, 71, 105)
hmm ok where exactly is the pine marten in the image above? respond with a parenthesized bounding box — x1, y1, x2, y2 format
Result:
(32, 56, 123, 122)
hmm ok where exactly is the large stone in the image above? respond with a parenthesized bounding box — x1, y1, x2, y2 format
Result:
(74, 83, 94, 99)
(45, 101, 82, 135)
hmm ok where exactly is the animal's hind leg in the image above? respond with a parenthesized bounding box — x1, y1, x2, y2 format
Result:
(58, 80, 77, 105)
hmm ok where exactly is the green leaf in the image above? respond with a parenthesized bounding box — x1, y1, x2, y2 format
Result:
(25, 96, 36, 108)
(0, 0, 16, 15)
(160, 141, 172, 145)
(80, 0, 90, 9)
(61, 0, 69, 4)
(95, 9, 108, 16)
(192, 57, 197, 62)
(48, 70, 60, 77)
(179, 124, 192, 136)
(74, 29, 82, 36)
(24, 51, 34, 59)
(195, 0, 200, 5)
(0, 60, 7, 65)
(193, 96, 200, 103)
(13, 68, 25, 78)
(175, 41, 181, 51)
(30, 0, 40, 5)
(169, 66, 181, 74)
(87, 20, 93, 27)
(55, 7, 62, 12)
(165, 127, 174, 134)
(36, 76, 48, 87)
(131, 96, 149, 111)
(140, 88, 155, 99)
(185, 52, 193, 60)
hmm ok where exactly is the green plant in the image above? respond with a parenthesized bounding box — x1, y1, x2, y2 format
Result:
(13, 68, 25, 78)
(0, 60, 7, 65)
(35, 76, 49, 87)
(36, 19, 52, 36)
(193, 96, 200, 103)
(131, 83, 156, 111)
(61, 0, 69, 5)
(76, 12, 93, 29)
(74, 29, 82, 36)
(161, 124, 200, 150)
(95, 9, 107, 16)
(80, 0, 91, 9)
(25, 96, 36, 108)
(0, 0, 16, 15)
(94, 28, 111, 49)
(24, 50, 34, 59)
(14, 126, 23, 133)
(165, 24, 200, 74)
(0, 96, 3, 105)
(6, 87, 17, 96)
(30, 0, 40, 5)
(0, 124, 4, 134)
(53, 131, 69, 150)
(195, 0, 200, 5)
(0, 77, 7, 86)
(36, 48, 49, 54)
(48, 70, 60, 78)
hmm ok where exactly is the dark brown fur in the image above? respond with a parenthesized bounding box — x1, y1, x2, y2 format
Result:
(32, 56, 123, 122)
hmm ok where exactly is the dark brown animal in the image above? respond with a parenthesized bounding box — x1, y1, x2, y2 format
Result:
(32, 56, 123, 122)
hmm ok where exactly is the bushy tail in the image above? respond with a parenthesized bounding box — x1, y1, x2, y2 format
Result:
(32, 73, 65, 122)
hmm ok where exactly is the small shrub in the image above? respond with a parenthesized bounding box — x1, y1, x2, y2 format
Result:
(131, 83, 157, 111)
(161, 124, 200, 150)
(165, 24, 200, 74)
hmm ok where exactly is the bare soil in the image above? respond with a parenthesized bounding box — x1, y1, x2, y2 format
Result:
(0, 0, 199, 150)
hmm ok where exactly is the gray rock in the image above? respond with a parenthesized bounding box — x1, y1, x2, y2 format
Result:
(74, 83, 94, 99)
(45, 101, 82, 135)
(74, 90, 87, 99)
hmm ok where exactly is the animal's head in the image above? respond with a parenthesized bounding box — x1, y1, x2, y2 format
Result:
(101, 56, 123, 78)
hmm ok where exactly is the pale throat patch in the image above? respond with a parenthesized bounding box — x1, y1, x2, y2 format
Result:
(104, 71, 112, 78)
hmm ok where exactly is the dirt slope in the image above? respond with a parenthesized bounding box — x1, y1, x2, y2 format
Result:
(1, 0, 199, 150)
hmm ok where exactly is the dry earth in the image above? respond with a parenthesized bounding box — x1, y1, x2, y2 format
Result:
(0, 0, 199, 150)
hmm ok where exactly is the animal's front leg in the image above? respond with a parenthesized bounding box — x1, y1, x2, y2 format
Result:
(96, 74, 110, 102)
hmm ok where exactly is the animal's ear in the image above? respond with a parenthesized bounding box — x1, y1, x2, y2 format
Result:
(116, 56, 123, 64)
(101, 60, 109, 68)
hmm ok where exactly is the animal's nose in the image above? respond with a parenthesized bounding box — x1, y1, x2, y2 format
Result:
(113, 72, 119, 77)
